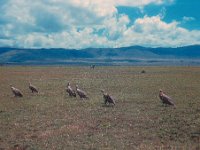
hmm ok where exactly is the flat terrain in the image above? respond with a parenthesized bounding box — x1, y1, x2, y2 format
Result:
(0, 66, 200, 149)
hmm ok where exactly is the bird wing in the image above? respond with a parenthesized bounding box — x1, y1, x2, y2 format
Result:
(66, 86, 72, 92)
(12, 87, 23, 96)
(29, 85, 37, 90)
(107, 95, 115, 103)
(69, 86, 75, 93)
(77, 89, 87, 96)
(162, 94, 174, 105)
(67, 86, 76, 95)
(13, 87, 21, 93)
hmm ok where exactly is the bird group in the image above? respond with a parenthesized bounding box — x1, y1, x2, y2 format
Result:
(66, 82, 115, 105)
(66, 82, 89, 99)
(10, 82, 175, 107)
(10, 82, 115, 106)
(10, 82, 38, 97)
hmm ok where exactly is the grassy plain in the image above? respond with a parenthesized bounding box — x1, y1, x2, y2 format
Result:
(0, 66, 200, 149)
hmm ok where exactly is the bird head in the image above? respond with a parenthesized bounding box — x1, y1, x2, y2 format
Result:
(101, 89, 108, 95)
(10, 84, 14, 90)
(76, 85, 78, 89)
(159, 89, 164, 95)
(67, 82, 70, 86)
(29, 81, 31, 85)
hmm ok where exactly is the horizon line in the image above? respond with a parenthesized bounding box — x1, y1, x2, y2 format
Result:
(0, 44, 200, 50)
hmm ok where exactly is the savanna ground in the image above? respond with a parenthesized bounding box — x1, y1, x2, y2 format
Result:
(0, 66, 200, 150)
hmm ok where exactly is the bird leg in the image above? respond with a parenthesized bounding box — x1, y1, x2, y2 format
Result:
(104, 100, 107, 105)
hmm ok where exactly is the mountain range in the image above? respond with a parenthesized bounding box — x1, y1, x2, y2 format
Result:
(0, 45, 200, 65)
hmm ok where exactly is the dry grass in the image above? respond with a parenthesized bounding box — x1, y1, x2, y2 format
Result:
(0, 66, 200, 149)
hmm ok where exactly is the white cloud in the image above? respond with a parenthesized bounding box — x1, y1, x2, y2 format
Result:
(118, 16, 200, 47)
(114, 0, 163, 6)
(102, 15, 130, 41)
(0, 0, 199, 49)
(182, 16, 195, 23)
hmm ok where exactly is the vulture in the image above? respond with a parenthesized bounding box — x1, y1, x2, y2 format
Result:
(66, 82, 76, 97)
(10, 85, 23, 97)
(101, 90, 115, 105)
(76, 85, 88, 99)
(141, 70, 146, 74)
(29, 82, 39, 93)
(90, 65, 95, 69)
(159, 89, 175, 107)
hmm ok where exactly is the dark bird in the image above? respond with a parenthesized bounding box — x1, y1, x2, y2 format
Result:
(159, 89, 175, 106)
(76, 85, 88, 99)
(10, 85, 23, 97)
(29, 82, 38, 93)
(101, 90, 115, 105)
(66, 82, 76, 97)
(90, 65, 95, 69)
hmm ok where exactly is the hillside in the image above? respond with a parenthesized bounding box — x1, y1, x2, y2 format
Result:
(0, 45, 200, 65)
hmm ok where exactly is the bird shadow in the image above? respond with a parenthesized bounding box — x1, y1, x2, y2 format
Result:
(159, 104, 176, 109)
(101, 104, 115, 108)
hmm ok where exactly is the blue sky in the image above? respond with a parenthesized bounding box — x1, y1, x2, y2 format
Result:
(0, 0, 199, 49)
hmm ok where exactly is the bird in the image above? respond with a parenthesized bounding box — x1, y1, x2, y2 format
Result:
(66, 82, 76, 97)
(101, 90, 115, 105)
(159, 89, 175, 107)
(90, 65, 95, 69)
(141, 70, 146, 74)
(76, 85, 88, 99)
(29, 82, 39, 93)
(10, 85, 23, 97)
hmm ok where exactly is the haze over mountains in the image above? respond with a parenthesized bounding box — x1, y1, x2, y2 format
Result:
(0, 45, 200, 65)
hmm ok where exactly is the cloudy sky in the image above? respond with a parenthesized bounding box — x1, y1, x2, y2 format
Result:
(0, 0, 200, 49)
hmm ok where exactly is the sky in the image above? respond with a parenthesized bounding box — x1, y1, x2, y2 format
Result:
(0, 0, 200, 49)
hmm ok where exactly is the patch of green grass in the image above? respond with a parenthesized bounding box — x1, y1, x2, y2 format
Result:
(0, 66, 200, 149)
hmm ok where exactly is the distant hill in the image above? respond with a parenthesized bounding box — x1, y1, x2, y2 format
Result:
(0, 45, 200, 65)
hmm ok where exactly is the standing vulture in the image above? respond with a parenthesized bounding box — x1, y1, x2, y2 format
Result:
(159, 89, 175, 107)
(76, 85, 88, 99)
(66, 82, 76, 97)
(101, 90, 115, 105)
(10, 85, 23, 97)
(90, 65, 95, 69)
(29, 82, 38, 93)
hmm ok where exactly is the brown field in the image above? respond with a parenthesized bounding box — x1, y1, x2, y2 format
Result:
(0, 66, 200, 149)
